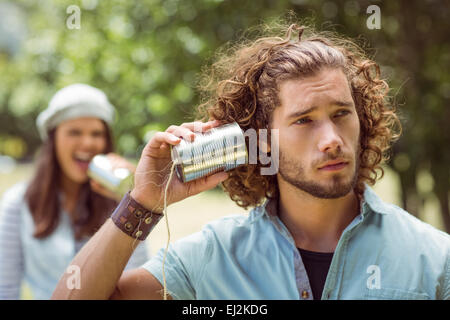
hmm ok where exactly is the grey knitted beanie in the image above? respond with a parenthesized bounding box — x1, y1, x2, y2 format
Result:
(36, 84, 116, 140)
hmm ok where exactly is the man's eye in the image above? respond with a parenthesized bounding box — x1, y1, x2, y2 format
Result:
(295, 118, 311, 125)
(335, 110, 351, 118)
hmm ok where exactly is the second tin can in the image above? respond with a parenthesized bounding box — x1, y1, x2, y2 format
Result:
(170, 122, 248, 183)
(87, 154, 133, 197)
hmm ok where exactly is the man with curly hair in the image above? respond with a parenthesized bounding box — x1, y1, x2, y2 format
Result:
(53, 23, 449, 300)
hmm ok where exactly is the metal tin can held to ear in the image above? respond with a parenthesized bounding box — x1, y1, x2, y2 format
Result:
(87, 155, 133, 197)
(171, 122, 248, 183)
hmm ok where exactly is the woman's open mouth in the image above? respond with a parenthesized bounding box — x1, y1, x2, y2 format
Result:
(73, 152, 93, 172)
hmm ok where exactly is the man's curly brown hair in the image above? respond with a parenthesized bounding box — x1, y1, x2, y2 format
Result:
(196, 22, 401, 209)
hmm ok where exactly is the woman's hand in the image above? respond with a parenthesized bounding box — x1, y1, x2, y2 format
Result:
(130, 120, 229, 213)
(90, 179, 122, 201)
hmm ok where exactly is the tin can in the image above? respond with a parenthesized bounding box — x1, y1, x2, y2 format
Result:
(87, 154, 133, 197)
(171, 122, 248, 183)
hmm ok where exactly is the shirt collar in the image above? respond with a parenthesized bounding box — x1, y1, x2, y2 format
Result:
(259, 184, 392, 219)
(360, 185, 393, 215)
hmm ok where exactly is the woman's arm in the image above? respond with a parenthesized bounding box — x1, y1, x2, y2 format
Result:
(0, 184, 25, 299)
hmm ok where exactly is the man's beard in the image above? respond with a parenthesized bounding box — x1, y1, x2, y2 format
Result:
(278, 146, 360, 199)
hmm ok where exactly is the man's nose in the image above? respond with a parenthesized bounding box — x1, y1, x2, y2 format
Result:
(317, 121, 344, 154)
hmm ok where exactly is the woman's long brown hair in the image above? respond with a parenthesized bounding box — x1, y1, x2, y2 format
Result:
(24, 123, 118, 240)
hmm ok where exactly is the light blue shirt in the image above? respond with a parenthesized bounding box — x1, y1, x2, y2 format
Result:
(142, 186, 450, 300)
(0, 182, 149, 300)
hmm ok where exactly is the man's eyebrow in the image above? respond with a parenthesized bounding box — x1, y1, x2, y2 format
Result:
(287, 106, 318, 120)
(332, 100, 354, 107)
(287, 100, 354, 119)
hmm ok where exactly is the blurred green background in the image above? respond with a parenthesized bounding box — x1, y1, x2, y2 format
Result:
(0, 0, 449, 233)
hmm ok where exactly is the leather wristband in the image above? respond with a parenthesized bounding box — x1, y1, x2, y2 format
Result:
(111, 191, 163, 241)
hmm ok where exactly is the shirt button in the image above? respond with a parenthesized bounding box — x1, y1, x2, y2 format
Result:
(301, 290, 309, 299)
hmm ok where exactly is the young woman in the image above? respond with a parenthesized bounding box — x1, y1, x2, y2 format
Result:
(0, 84, 148, 299)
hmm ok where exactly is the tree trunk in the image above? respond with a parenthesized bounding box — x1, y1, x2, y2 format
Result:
(431, 166, 450, 233)
(437, 190, 450, 234)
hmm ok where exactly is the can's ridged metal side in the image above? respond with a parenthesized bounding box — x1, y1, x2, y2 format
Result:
(171, 122, 248, 182)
